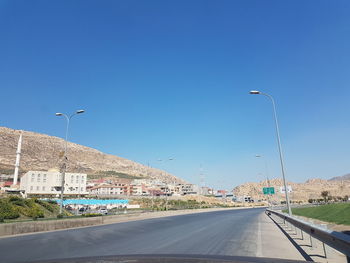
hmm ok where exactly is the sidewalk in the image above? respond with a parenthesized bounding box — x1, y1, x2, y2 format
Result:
(258, 212, 306, 260)
(268, 213, 347, 263)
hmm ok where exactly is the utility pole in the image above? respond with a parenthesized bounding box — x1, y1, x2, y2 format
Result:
(56, 110, 85, 214)
(250, 91, 292, 215)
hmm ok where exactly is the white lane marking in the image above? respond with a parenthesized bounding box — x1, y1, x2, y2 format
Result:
(256, 215, 263, 257)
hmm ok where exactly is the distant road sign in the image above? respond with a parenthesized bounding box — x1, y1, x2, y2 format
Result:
(279, 185, 292, 194)
(263, 187, 275, 195)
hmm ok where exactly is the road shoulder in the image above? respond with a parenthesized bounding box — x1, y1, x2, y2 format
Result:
(259, 212, 306, 260)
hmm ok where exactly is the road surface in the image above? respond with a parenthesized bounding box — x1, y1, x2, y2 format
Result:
(0, 208, 304, 262)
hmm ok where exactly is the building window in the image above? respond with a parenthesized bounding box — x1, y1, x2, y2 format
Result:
(42, 186, 45, 191)
(37, 174, 41, 182)
(36, 186, 40, 191)
(31, 174, 35, 182)
(76, 175, 79, 183)
(43, 174, 47, 183)
(30, 186, 33, 191)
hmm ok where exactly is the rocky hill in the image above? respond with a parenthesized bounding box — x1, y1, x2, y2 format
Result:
(233, 178, 350, 203)
(0, 127, 184, 183)
(328, 173, 350, 181)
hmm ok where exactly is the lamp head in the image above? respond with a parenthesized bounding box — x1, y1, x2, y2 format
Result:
(249, 90, 260, 95)
(76, 110, 85, 114)
(55, 113, 63, 116)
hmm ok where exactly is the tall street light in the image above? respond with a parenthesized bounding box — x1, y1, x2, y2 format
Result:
(255, 155, 271, 207)
(255, 155, 270, 186)
(249, 91, 292, 215)
(158, 158, 174, 211)
(55, 110, 85, 214)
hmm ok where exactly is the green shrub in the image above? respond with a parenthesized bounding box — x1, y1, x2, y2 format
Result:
(24, 198, 35, 207)
(47, 200, 58, 205)
(35, 199, 56, 212)
(19, 206, 44, 219)
(57, 213, 64, 218)
(8, 196, 26, 206)
(0, 199, 20, 220)
(31, 207, 44, 219)
(82, 213, 102, 217)
(15, 200, 45, 219)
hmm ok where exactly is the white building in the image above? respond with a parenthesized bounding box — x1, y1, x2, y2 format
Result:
(178, 184, 199, 195)
(20, 170, 87, 195)
(89, 184, 129, 196)
(198, 186, 211, 196)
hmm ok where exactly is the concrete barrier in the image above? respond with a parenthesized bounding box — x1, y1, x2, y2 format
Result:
(0, 216, 103, 237)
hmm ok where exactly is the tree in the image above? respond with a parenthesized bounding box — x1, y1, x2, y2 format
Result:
(321, 191, 329, 202)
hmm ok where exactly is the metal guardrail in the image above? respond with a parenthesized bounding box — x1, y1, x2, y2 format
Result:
(266, 209, 350, 260)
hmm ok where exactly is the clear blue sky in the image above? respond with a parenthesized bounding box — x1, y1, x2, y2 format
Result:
(1, 0, 350, 189)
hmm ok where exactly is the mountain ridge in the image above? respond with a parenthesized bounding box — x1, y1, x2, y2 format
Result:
(233, 177, 350, 202)
(328, 173, 350, 181)
(0, 126, 185, 183)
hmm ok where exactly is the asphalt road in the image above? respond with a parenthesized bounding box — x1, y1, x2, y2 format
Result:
(0, 208, 298, 263)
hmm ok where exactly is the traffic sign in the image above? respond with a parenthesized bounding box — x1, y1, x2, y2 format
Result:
(263, 187, 275, 195)
(280, 186, 292, 194)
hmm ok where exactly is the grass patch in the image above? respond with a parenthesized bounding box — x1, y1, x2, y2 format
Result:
(82, 213, 102, 217)
(133, 198, 232, 211)
(289, 203, 350, 225)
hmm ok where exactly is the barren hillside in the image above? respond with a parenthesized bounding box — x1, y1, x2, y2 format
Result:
(0, 127, 184, 183)
(233, 178, 350, 202)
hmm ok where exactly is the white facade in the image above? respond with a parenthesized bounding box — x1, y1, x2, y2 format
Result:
(89, 184, 126, 196)
(20, 171, 87, 195)
(131, 185, 143, 195)
(178, 184, 199, 195)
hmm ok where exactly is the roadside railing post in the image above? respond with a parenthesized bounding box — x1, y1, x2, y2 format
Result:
(266, 208, 350, 259)
(322, 242, 327, 258)
(309, 234, 313, 247)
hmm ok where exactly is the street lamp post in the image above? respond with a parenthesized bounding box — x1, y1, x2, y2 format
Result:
(250, 91, 292, 215)
(55, 110, 85, 214)
(255, 155, 271, 207)
(158, 158, 174, 211)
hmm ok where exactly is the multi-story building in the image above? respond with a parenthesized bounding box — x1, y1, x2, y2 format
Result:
(199, 186, 212, 196)
(20, 170, 87, 195)
(178, 184, 199, 195)
(131, 184, 151, 196)
(89, 183, 131, 196)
